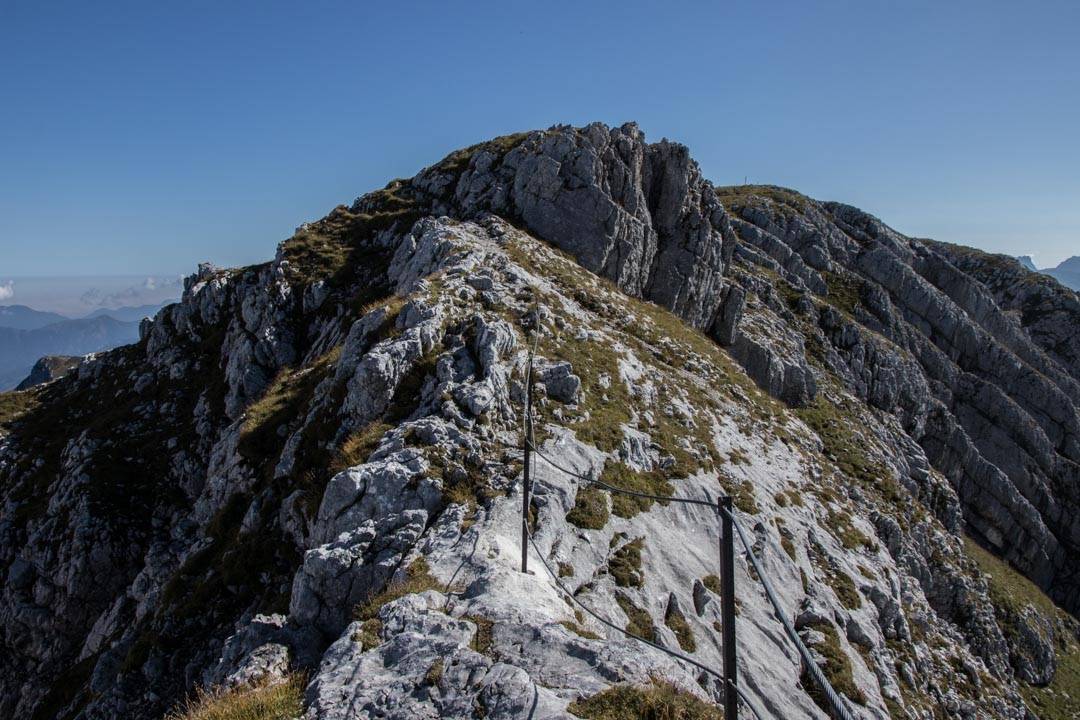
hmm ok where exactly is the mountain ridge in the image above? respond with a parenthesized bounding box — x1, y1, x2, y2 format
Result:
(1, 122, 1078, 720)
(0, 304, 68, 330)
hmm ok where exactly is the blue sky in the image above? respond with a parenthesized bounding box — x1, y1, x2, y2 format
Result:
(2, 0, 1077, 280)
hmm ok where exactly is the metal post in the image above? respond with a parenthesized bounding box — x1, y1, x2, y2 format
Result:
(720, 496, 738, 719)
(521, 355, 533, 574)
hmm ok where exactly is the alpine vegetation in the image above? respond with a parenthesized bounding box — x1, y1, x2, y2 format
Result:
(2, 123, 1079, 720)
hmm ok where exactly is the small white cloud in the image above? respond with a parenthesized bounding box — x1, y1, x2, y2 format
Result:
(0, 281, 14, 301)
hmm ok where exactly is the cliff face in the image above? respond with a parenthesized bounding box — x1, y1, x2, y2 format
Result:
(1, 123, 1078, 720)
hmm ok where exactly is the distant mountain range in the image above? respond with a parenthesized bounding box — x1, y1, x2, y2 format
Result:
(0, 302, 167, 389)
(1018, 255, 1080, 290)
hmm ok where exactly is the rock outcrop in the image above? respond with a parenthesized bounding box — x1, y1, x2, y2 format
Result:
(15, 355, 83, 390)
(1, 123, 1078, 720)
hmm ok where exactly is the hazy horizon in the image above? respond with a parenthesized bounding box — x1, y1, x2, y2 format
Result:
(0, 275, 183, 316)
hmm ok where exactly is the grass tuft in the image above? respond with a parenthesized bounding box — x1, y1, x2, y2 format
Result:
(801, 621, 867, 708)
(664, 602, 697, 652)
(351, 618, 383, 650)
(422, 659, 444, 687)
(603, 462, 673, 519)
(608, 538, 645, 588)
(164, 675, 304, 720)
(466, 615, 495, 656)
(825, 510, 874, 551)
(331, 421, 391, 474)
(795, 399, 895, 503)
(566, 485, 610, 529)
(701, 575, 722, 596)
(561, 620, 602, 640)
(616, 593, 655, 640)
(354, 558, 440, 621)
(568, 680, 723, 720)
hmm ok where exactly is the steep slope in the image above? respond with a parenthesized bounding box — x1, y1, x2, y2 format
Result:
(1, 123, 1078, 720)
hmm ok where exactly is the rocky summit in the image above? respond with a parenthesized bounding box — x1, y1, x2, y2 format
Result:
(1, 122, 1079, 720)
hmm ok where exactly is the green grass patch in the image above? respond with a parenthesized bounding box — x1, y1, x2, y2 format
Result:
(429, 132, 530, 182)
(825, 510, 873, 551)
(822, 271, 865, 316)
(568, 680, 723, 720)
(238, 347, 340, 469)
(547, 333, 632, 452)
(278, 181, 422, 288)
(424, 446, 499, 531)
(566, 485, 610, 529)
(781, 535, 797, 561)
(423, 659, 444, 687)
(714, 184, 810, 214)
(601, 462, 673, 519)
(810, 544, 862, 610)
(718, 473, 760, 514)
(331, 421, 392, 474)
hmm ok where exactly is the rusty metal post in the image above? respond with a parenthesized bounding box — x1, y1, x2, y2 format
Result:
(720, 496, 738, 719)
(521, 353, 533, 573)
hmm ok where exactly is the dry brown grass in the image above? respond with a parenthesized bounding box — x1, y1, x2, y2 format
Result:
(164, 675, 304, 720)
(568, 679, 723, 719)
(354, 558, 440, 621)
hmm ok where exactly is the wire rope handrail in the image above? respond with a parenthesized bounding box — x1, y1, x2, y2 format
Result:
(527, 438, 722, 509)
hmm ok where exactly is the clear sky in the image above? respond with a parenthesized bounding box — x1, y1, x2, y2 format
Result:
(2, 0, 1077, 280)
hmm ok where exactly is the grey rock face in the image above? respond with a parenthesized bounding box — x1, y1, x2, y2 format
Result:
(418, 122, 735, 332)
(718, 188, 1080, 618)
